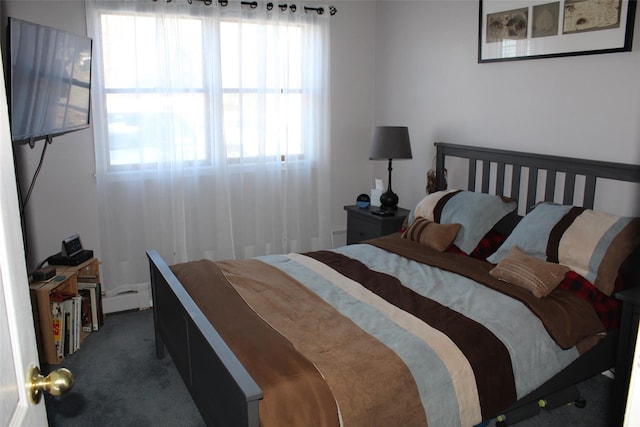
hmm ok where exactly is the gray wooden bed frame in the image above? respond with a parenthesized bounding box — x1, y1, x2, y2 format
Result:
(147, 142, 640, 426)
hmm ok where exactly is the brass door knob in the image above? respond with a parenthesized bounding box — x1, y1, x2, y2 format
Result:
(28, 365, 74, 404)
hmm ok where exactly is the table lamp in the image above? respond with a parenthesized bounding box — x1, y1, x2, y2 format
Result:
(369, 126, 412, 211)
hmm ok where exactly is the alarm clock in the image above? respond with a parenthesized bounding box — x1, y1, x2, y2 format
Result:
(61, 234, 83, 258)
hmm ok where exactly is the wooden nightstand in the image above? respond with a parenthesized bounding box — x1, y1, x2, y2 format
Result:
(611, 286, 640, 426)
(344, 205, 409, 245)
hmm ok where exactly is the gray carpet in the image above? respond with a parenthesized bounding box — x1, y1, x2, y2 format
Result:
(45, 309, 205, 427)
(45, 309, 613, 426)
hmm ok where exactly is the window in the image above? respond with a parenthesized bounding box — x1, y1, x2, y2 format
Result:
(99, 13, 306, 168)
(220, 21, 304, 160)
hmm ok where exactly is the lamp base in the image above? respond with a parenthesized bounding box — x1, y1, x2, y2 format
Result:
(379, 189, 398, 211)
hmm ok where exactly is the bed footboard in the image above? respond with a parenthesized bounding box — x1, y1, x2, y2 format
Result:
(147, 250, 263, 427)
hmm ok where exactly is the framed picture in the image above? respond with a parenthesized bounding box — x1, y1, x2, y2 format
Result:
(478, 0, 637, 62)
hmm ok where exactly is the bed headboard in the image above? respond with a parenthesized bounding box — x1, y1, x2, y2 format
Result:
(434, 142, 640, 214)
(434, 142, 640, 288)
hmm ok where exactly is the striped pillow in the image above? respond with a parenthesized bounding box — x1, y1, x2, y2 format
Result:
(401, 217, 461, 252)
(489, 203, 640, 296)
(490, 246, 570, 298)
(551, 207, 639, 296)
(410, 190, 516, 254)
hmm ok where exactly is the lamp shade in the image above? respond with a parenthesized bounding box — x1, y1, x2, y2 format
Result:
(369, 126, 413, 160)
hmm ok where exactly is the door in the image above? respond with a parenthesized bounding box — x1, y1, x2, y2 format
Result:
(0, 50, 48, 425)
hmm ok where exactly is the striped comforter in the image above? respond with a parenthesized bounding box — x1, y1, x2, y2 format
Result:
(170, 234, 606, 427)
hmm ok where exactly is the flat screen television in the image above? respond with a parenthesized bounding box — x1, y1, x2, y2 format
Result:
(8, 17, 92, 145)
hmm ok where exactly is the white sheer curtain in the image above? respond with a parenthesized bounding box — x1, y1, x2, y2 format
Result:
(86, 0, 331, 295)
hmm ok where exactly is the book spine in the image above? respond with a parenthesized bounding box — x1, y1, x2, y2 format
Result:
(73, 296, 82, 351)
(64, 312, 71, 356)
(79, 282, 99, 331)
(51, 302, 64, 358)
(79, 289, 93, 332)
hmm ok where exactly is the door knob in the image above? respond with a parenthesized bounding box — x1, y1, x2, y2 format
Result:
(27, 365, 74, 404)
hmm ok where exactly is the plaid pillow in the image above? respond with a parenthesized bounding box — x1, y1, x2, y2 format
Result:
(446, 228, 506, 260)
(557, 270, 624, 331)
(470, 228, 507, 260)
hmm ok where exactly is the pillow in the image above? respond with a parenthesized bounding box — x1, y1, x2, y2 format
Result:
(445, 228, 507, 260)
(487, 203, 572, 263)
(401, 217, 461, 252)
(488, 203, 640, 296)
(489, 246, 570, 298)
(411, 190, 516, 254)
(468, 228, 507, 260)
(558, 270, 623, 331)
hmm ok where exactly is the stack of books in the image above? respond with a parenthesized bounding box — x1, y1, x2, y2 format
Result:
(77, 282, 104, 332)
(50, 283, 103, 359)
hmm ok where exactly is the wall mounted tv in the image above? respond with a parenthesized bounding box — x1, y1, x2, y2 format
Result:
(8, 17, 92, 146)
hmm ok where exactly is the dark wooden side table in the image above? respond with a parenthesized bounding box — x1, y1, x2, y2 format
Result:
(611, 286, 640, 426)
(344, 205, 409, 245)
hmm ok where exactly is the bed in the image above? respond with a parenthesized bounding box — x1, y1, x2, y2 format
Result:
(147, 142, 640, 427)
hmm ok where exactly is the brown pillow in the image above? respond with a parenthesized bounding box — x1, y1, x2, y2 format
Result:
(489, 246, 570, 298)
(401, 217, 461, 252)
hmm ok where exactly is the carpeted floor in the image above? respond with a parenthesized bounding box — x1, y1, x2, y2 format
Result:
(45, 309, 204, 427)
(45, 309, 613, 426)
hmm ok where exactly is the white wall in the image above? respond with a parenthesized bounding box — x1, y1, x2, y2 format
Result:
(3, 0, 639, 270)
(329, 1, 377, 245)
(2, 1, 100, 271)
(372, 0, 640, 215)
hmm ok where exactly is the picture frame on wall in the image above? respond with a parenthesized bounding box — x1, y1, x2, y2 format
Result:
(478, 0, 637, 63)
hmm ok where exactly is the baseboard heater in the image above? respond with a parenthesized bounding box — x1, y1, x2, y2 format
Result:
(102, 283, 152, 314)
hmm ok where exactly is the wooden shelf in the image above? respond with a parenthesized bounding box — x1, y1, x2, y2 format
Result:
(29, 257, 102, 365)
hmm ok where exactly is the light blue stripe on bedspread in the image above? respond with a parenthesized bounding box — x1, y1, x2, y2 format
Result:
(259, 253, 464, 427)
(332, 244, 579, 398)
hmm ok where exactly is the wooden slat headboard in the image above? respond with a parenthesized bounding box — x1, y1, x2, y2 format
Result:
(435, 142, 640, 214)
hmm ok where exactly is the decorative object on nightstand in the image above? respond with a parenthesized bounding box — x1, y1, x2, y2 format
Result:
(369, 126, 412, 212)
(344, 205, 409, 244)
(356, 194, 370, 208)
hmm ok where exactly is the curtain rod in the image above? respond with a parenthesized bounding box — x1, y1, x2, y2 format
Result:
(155, 0, 337, 15)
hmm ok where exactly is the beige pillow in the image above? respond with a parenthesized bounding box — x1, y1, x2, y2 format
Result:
(489, 246, 570, 298)
(401, 217, 461, 252)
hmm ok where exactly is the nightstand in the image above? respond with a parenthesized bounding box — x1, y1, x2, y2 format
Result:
(611, 286, 640, 426)
(344, 205, 409, 245)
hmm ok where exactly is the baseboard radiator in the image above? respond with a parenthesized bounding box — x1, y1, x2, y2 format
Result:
(102, 282, 152, 314)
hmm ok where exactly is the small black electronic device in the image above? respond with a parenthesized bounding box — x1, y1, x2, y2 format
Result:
(61, 234, 83, 258)
(48, 234, 94, 266)
(33, 265, 56, 281)
(371, 209, 394, 217)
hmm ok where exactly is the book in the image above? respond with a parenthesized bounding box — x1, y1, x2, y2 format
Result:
(64, 311, 71, 356)
(78, 282, 100, 331)
(50, 292, 74, 358)
(73, 295, 82, 351)
(92, 282, 105, 327)
(78, 288, 93, 332)
(51, 301, 65, 358)
(62, 297, 82, 355)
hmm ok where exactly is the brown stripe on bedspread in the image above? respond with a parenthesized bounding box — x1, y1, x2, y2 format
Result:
(366, 233, 606, 353)
(305, 250, 516, 420)
(171, 260, 340, 427)
(216, 258, 429, 427)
